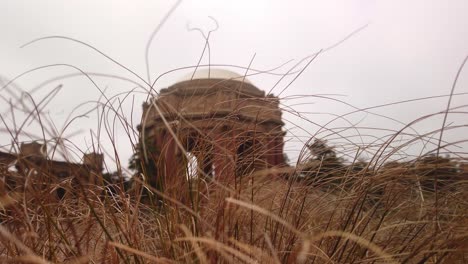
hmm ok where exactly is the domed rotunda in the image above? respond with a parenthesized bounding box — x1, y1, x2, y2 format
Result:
(140, 68, 286, 187)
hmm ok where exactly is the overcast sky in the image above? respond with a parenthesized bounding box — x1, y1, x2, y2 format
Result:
(1, 0, 467, 171)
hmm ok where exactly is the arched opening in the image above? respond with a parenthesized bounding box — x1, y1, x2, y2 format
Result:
(5, 161, 18, 190)
(235, 136, 268, 178)
(185, 151, 199, 180)
(183, 134, 214, 180)
(236, 139, 256, 177)
(56, 187, 66, 200)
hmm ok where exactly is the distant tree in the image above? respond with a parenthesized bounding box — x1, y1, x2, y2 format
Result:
(303, 138, 345, 181)
(102, 171, 131, 194)
(308, 139, 344, 166)
(350, 159, 369, 173)
(128, 139, 161, 200)
(308, 139, 336, 160)
(283, 153, 290, 164)
(413, 154, 459, 191)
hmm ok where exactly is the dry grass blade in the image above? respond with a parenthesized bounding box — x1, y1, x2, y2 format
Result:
(62, 256, 91, 264)
(225, 197, 301, 237)
(0, 12, 466, 264)
(0, 226, 50, 264)
(178, 225, 208, 263)
(315, 230, 398, 263)
(7, 255, 52, 264)
(108, 241, 174, 264)
(174, 237, 257, 264)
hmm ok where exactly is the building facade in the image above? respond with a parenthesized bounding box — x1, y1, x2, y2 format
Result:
(0, 141, 103, 198)
(139, 70, 286, 189)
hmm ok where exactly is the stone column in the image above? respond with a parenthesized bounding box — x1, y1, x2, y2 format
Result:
(161, 130, 180, 190)
(273, 134, 285, 166)
(211, 127, 237, 184)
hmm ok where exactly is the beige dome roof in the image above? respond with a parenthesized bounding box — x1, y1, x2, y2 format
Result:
(180, 68, 252, 84)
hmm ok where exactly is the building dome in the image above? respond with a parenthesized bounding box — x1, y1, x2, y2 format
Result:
(147, 68, 282, 126)
(179, 68, 252, 84)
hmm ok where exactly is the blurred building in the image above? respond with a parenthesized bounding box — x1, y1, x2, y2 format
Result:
(139, 69, 286, 190)
(0, 141, 103, 198)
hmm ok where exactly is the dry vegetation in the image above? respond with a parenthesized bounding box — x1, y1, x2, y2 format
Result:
(0, 14, 467, 264)
(0, 138, 467, 263)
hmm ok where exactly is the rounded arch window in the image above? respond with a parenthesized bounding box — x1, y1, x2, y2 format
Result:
(183, 133, 214, 179)
(56, 187, 66, 200)
(236, 139, 258, 177)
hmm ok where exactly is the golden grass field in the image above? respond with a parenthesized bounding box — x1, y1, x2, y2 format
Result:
(0, 144, 467, 263)
(0, 16, 467, 263)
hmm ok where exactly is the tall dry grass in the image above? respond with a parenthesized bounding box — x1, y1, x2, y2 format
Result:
(0, 9, 467, 263)
(0, 137, 467, 263)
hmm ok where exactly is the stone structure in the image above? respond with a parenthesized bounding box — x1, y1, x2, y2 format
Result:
(140, 69, 286, 188)
(0, 142, 104, 197)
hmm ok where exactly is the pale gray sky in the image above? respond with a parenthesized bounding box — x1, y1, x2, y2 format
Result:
(1, 0, 468, 171)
